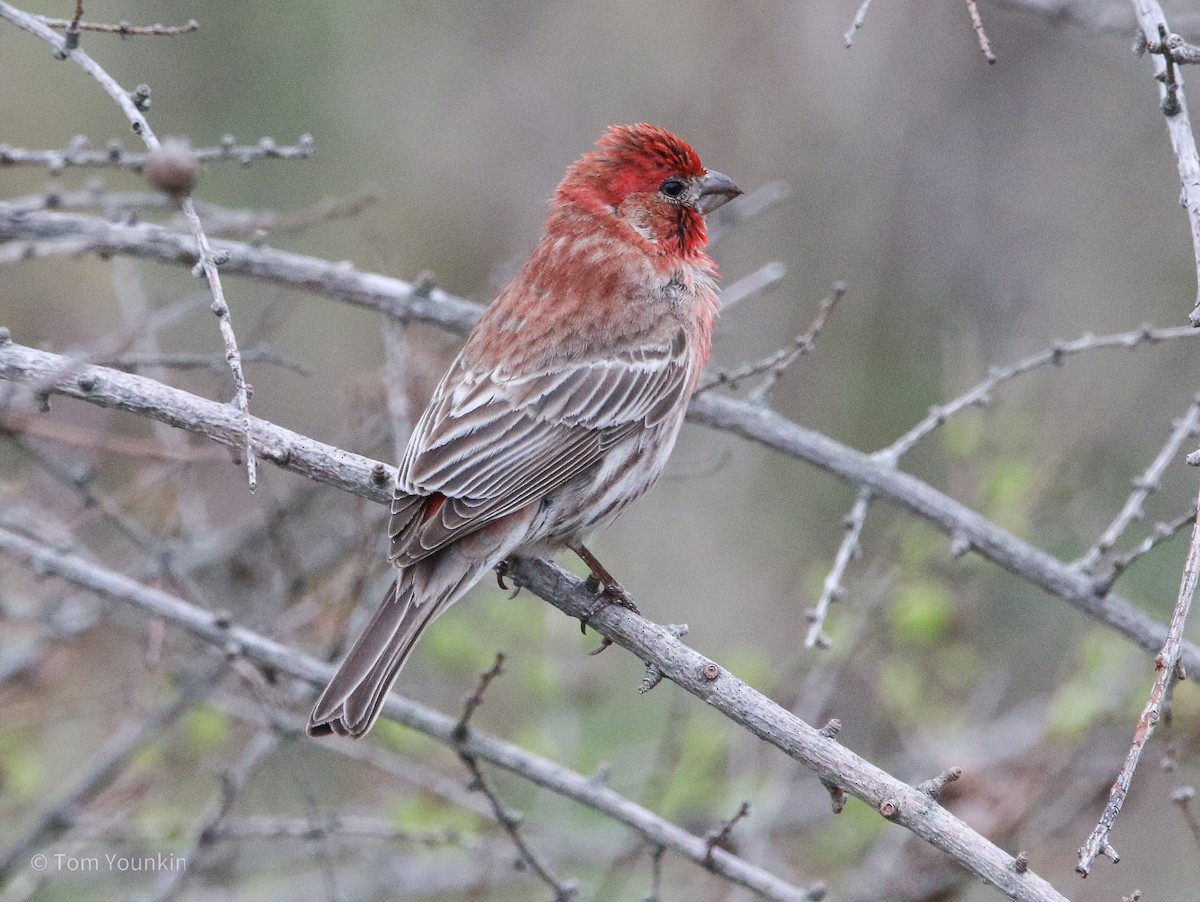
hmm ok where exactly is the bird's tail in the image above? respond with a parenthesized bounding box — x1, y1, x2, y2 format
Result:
(307, 557, 485, 738)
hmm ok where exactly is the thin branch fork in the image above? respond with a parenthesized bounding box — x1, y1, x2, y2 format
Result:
(0, 1, 259, 489)
(1130, 1, 1200, 325)
(1079, 394, 1200, 575)
(454, 656, 577, 901)
(1076, 473, 1200, 875)
(698, 282, 846, 398)
(705, 801, 751, 863)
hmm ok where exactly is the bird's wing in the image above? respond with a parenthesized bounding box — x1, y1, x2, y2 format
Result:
(388, 333, 691, 566)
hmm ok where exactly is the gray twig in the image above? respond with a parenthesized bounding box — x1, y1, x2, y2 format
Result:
(699, 282, 845, 396)
(150, 730, 278, 901)
(1129, 2, 1200, 324)
(965, 0, 997, 62)
(1079, 394, 1200, 575)
(806, 488, 872, 649)
(844, 0, 874, 47)
(0, 136, 315, 172)
(1076, 473, 1200, 875)
(37, 14, 198, 37)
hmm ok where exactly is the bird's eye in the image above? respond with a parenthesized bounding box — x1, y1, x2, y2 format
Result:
(659, 178, 686, 199)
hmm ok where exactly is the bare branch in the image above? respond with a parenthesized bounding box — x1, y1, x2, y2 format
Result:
(150, 730, 278, 901)
(458, 753, 577, 900)
(453, 652, 506, 741)
(881, 324, 1200, 465)
(0, 135, 316, 173)
(844, 0, 874, 48)
(1172, 787, 1200, 848)
(0, 676, 208, 881)
(806, 488, 872, 649)
(1079, 394, 1200, 573)
(1095, 507, 1197, 595)
(1076, 473, 1200, 874)
(1129, 2, 1200, 324)
(705, 801, 751, 864)
(0, 5, 282, 490)
(0, 530, 821, 902)
(686, 390, 1200, 675)
(715, 260, 788, 313)
(0, 207, 484, 336)
(698, 282, 845, 397)
(966, 0, 998, 62)
(37, 14, 198, 37)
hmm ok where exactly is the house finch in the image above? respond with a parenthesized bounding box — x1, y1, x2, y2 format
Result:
(308, 124, 741, 738)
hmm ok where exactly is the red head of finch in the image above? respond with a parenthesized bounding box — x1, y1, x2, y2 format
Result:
(309, 124, 741, 738)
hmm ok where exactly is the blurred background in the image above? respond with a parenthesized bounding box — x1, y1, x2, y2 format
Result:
(3, 1, 1200, 899)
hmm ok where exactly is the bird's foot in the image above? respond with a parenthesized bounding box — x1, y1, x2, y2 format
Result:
(494, 559, 522, 598)
(570, 543, 639, 644)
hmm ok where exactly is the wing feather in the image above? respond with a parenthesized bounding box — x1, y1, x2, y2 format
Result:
(389, 333, 692, 565)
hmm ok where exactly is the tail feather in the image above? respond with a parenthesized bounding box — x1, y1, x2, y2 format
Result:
(308, 566, 468, 738)
(309, 504, 541, 739)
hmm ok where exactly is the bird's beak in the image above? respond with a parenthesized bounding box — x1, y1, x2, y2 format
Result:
(696, 170, 742, 214)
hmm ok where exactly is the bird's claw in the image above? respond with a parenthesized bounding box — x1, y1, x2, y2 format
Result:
(494, 560, 521, 598)
(588, 636, 614, 655)
(577, 574, 639, 636)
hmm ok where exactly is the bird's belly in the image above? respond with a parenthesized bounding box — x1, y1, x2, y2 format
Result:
(520, 424, 681, 553)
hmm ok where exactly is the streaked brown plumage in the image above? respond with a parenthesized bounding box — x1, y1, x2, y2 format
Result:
(308, 124, 740, 738)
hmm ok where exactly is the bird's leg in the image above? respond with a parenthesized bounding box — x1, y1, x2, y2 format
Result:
(569, 543, 639, 640)
(570, 543, 638, 610)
